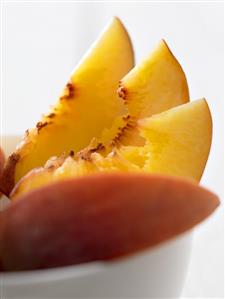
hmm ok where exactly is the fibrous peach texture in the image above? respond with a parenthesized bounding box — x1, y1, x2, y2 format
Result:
(11, 99, 212, 199)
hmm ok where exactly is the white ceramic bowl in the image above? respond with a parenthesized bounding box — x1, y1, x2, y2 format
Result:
(0, 136, 193, 298)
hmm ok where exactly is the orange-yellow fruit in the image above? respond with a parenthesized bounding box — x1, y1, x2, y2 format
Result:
(11, 99, 212, 199)
(118, 39, 189, 145)
(2, 17, 134, 195)
(3, 36, 191, 196)
(127, 98, 212, 181)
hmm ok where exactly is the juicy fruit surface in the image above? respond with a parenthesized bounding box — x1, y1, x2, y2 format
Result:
(0, 174, 219, 271)
(11, 99, 212, 199)
(4, 17, 134, 192)
(139, 99, 212, 181)
(11, 152, 140, 198)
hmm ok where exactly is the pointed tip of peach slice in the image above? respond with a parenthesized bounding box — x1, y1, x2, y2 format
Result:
(2, 16, 135, 194)
(0, 173, 219, 271)
(118, 38, 189, 126)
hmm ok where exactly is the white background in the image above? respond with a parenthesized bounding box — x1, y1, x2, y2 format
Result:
(1, 1, 224, 298)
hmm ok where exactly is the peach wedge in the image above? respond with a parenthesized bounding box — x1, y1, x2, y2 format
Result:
(2, 17, 134, 195)
(117, 39, 189, 145)
(134, 98, 212, 181)
(11, 98, 212, 199)
(0, 174, 219, 271)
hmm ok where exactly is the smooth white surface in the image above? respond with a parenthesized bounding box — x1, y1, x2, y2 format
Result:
(1, 2, 224, 298)
(1, 230, 193, 299)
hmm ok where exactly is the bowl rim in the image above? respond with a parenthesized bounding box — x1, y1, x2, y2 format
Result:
(1, 232, 193, 286)
(1, 261, 107, 285)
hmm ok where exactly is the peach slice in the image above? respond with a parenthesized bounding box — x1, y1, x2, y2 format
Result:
(117, 39, 189, 145)
(2, 17, 134, 195)
(0, 173, 219, 271)
(125, 98, 212, 181)
(11, 99, 212, 199)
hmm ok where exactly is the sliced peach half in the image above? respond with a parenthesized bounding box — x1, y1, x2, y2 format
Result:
(11, 99, 212, 199)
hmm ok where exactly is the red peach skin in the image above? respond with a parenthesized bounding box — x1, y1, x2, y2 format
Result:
(0, 147, 5, 268)
(0, 173, 219, 271)
(0, 147, 4, 172)
(0, 147, 5, 197)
